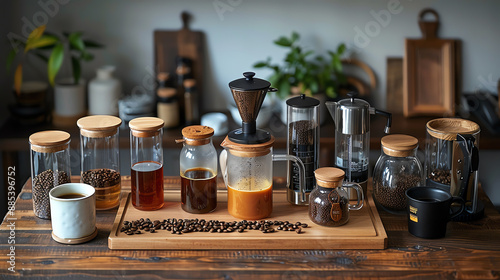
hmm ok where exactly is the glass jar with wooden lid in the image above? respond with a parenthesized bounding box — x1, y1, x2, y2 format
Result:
(29, 130, 72, 219)
(77, 115, 122, 210)
(177, 125, 217, 214)
(129, 117, 165, 211)
(309, 167, 364, 227)
(373, 134, 423, 214)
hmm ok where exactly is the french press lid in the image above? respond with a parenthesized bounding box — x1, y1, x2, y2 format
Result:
(336, 92, 371, 135)
(286, 94, 320, 108)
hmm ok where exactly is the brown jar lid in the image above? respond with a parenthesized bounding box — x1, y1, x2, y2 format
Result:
(29, 130, 70, 153)
(157, 72, 169, 81)
(129, 117, 164, 138)
(179, 125, 214, 146)
(381, 134, 418, 157)
(426, 118, 480, 141)
(314, 167, 345, 188)
(220, 136, 274, 158)
(157, 88, 177, 98)
(77, 115, 122, 138)
(183, 79, 196, 88)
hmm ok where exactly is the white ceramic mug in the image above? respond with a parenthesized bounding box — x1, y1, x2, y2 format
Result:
(49, 183, 97, 244)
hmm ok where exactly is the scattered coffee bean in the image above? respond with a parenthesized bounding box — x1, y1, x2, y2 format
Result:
(296, 227, 302, 234)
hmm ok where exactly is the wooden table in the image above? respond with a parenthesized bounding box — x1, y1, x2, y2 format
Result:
(1, 176, 500, 279)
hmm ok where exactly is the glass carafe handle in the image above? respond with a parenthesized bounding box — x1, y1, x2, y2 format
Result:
(343, 182, 364, 210)
(272, 154, 306, 203)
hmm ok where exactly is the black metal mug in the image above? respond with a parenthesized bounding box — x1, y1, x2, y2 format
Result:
(405, 187, 465, 239)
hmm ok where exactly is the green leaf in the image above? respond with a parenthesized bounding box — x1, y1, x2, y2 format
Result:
(24, 35, 58, 53)
(83, 40, 104, 48)
(25, 25, 46, 50)
(253, 61, 268, 68)
(48, 43, 64, 86)
(336, 43, 346, 56)
(6, 49, 16, 72)
(326, 86, 335, 99)
(274, 36, 292, 47)
(81, 52, 94, 62)
(71, 56, 81, 85)
(278, 79, 291, 99)
(310, 81, 319, 94)
(291, 31, 299, 42)
(68, 32, 85, 51)
(333, 55, 342, 72)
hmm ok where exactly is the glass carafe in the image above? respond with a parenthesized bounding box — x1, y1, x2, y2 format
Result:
(220, 136, 305, 220)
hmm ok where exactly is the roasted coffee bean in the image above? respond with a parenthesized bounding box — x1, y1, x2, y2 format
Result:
(32, 169, 71, 219)
(374, 174, 421, 211)
(296, 227, 302, 234)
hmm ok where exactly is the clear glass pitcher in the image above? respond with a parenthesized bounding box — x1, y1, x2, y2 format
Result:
(220, 136, 305, 220)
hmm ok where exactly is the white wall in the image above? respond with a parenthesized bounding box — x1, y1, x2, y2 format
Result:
(4, 0, 499, 111)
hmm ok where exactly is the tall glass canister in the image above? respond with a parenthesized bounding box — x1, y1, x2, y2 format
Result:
(29, 130, 72, 219)
(77, 115, 122, 210)
(129, 117, 165, 211)
(286, 94, 320, 205)
(178, 125, 217, 214)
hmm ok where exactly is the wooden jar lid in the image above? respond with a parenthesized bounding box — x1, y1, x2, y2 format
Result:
(314, 167, 345, 188)
(180, 125, 214, 146)
(129, 117, 164, 138)
(220, 136, 274, 158)
(29, 130, 70, 153)
(77, 115, 122, 138)
(381, 134, 418, 157)
(426, 118, 480, 141)
(157, 88, 176, 98)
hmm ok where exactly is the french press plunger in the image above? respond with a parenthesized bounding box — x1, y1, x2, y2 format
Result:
(220, 72, 306, 220)
(326, 92, 392, 197)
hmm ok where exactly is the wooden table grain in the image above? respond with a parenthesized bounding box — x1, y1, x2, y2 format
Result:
(1, 176, 500, 279)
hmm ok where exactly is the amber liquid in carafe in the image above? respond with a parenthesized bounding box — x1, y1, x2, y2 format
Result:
(131, 161, 164, 211)
(227, 178, 273, 220)
(181, 168, 217, 214)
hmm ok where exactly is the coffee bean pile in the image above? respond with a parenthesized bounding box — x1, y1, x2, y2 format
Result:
(374, 174, 422, 211)
(428, 169, 451, 185)
(120, 218, 308, 235)
(309, 194, 349, 227)
(32, 169, 70, 219)
(82, 168, 120, 188)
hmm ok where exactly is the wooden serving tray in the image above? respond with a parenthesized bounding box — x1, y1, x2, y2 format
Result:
(108, 188, 387, 250)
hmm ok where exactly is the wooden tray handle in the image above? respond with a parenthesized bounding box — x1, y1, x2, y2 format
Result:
(418, 8, 440, 39)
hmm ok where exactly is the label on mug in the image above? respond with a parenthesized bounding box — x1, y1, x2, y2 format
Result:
(410, 214, 418, 223)
(409, 205, 418, 214)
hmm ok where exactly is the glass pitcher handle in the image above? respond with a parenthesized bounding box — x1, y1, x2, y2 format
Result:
(343, 182, 364, 210)
(219, 150, 228, 188)
(272, 154, 306, 203)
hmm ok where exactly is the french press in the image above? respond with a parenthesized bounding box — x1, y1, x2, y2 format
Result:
(220, 72, 306, 220)
(326, 92, 392, 197)
(425, 118, 483, 221)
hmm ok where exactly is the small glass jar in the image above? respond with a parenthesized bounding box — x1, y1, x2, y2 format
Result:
(77, 115, 122, 210)
(177, 125, 217, 214)
(309, 167, 364, 227)
(129, 117, 165, 211)
(373, 134, 423, 213)
(29, 130, 72, 219)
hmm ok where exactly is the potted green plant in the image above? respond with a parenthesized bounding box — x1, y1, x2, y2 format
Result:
(7, 25, 102, 124)
(253, 31, 347, 123)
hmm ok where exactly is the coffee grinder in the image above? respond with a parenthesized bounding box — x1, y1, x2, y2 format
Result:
(220, 72, 306, 220)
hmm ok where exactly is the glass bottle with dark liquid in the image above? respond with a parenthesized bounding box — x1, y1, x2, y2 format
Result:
(177, 125, 217, 214)
(129, 117, 165, 211)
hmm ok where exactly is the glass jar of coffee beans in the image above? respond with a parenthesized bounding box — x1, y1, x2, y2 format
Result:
(373, 134, 423, 214)
(29, 130, 72, 219)
(77, 115, 122, 210)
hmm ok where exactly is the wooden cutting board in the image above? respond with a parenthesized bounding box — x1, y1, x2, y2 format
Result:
(386, 57, 403, 114)
(154, 12, 205, 113)
(404, 8, 460, 117)
(108, 178, 387, 250)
